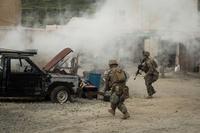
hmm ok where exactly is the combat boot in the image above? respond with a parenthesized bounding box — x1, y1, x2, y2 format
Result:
(146, 95, 153, 99)
(108, 109, 115, 116)
(122, 112, 130, 119)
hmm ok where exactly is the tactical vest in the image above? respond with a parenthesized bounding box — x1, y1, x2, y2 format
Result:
(109, 67, 127, 84)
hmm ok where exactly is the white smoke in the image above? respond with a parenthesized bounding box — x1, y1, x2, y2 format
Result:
(141, 0, 199, 41)
(0, 0, 199, 69)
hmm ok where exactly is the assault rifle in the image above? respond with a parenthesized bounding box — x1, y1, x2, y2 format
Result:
(134, 68, 141, 80)
(134, 59, 144, 80)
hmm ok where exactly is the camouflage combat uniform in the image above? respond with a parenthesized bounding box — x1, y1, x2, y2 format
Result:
(106, 60, 130, 119)
(142, 52, 159, 97)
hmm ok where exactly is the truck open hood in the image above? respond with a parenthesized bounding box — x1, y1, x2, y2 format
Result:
(43, 48, 73, 71)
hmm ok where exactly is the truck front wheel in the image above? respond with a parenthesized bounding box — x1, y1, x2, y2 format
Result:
(50, 86, 70, 104)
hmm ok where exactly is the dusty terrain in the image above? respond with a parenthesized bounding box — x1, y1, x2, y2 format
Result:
(0, 73, 200, 133)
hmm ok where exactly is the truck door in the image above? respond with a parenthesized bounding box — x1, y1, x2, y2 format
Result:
(7, 57, 44, 96)
(0, 56, 6, 95)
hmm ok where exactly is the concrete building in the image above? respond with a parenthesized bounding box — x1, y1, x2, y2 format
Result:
(0, 0, 21, 26)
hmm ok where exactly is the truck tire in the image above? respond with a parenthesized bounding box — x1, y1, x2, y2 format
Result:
(50, 86, 70, 104)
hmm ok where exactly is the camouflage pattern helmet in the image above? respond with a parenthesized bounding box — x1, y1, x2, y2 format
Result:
(109, 59, 118, 66)
(143, 51, 150, 57)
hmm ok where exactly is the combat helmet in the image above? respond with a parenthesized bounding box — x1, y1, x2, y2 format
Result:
(109, 59, 118, 66)
(143, 51, 150, 57)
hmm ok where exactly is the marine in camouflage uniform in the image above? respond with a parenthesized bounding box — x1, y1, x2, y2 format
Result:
(106, 60, 130, 119)
(141, 51, 159, 98)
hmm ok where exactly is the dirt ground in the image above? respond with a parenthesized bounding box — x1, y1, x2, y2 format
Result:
(0, 72, 200, 133)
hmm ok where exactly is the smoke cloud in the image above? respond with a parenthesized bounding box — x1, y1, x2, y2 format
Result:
(0, 0, 199, 69)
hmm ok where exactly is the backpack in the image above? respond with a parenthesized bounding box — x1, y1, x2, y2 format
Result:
(112, 67, 127, 83)
(151, 59, 158, 68)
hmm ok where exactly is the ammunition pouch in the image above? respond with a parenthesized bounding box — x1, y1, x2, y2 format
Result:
(119, 95, 125, 102)
(112, 85, 123, 96)
(123, 86, 129, 99)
